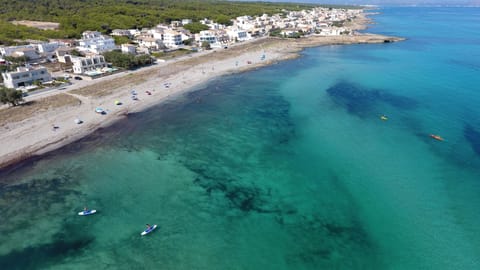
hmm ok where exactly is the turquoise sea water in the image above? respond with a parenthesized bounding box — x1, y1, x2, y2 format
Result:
(1, 7, 480, 269)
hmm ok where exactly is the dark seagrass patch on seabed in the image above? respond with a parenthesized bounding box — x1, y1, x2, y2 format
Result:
(464, 124, 480, 156)
(0, 221, 94, 270)
(0, 173, 85, 244)
(192, 172, 279, 214)
(326, 81, 417, 117)
(284, 214, 378, 268)
(0, 175, 81, 211)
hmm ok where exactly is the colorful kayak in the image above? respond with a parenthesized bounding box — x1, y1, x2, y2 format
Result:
(430, 134, 444, 141)
(141, 225, 157, 236)
(78, 209, 97, 216)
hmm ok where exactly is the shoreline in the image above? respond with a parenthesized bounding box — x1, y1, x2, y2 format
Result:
(0, 32, 404, 172)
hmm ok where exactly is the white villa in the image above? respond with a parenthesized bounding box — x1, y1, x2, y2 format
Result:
(71, 55, 108, 74)
(11, 47, 39, 60)
(0, 45, 35, 57)
(2, 66, 52, 89)
(77, 31, 116, 54)
(226, 28, 250, 42)
(198, 30, 219, 44)
(181, 19, 192, 25)
(121, 44, 137, 54)
(37, 42, 61, 54)
(111, 29, 133, 38)
(162, 30, 183, 48)
(135, 35, 164, 50)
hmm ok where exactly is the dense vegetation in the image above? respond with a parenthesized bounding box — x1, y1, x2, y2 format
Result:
(183, 22, 209, 34)
(0, 87, 24, 106)
(103, 50, 155, 69)
(0, 0, 320, 45)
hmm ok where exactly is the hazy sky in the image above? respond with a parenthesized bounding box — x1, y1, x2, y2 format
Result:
(236, 0, 480, 6)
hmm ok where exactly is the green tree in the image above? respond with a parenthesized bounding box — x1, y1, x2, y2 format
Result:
(113, 35, 132, 45)
(332, 21, 345, 27)
(214, 15, 232, 26)
(103, 50, 154, 69)
(182, 38, 194, 46)
(183, 22, 209, 34)
(0, 87, 24, 106)
(201, 41, 211, 50)
(103, 50, 135, 69)
(134, 54, 154, 66)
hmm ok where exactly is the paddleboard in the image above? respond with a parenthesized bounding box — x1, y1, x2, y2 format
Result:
(78, 209, 97, 216)
(141, 225, 157, 236)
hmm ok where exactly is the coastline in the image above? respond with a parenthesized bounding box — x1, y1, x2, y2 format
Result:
(0, 31, 404, 172)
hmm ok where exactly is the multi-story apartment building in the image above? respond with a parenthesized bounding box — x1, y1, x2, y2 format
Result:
(162, 30, 183, 48)
(77, 31, 116, 54)
(71, 55, 107, 74)
(1, 66, 51, 89)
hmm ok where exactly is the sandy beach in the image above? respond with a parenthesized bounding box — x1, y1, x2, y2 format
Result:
(0, 32, 404, 171)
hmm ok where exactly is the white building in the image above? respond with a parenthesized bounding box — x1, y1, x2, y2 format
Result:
(130, 29, 141, 36)
(135, 36, 164, 50)
(162, 30, 183, 48)
(181, 19, 192, 25)
(2, 66, 52, 89)
(55, 47, 75, 63)
(198, 30, 218, 44)
(71, 55, 108, 74)
(0, 45, 35, 57)
(11, 48, 40, 60)
(170, 21, 182, 28)
(37, 42, 60, 53)
(226, 28, 250, 42)
(111, 29, 133, 38)
(77, 31, 116, 54)
(121, 44, 137, 54)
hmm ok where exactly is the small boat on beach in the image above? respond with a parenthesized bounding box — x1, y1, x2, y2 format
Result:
(95, 107, 105, 114)
(430, 134, 444, 141)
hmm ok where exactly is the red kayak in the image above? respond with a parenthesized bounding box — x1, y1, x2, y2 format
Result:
(430, 134, 444, 141)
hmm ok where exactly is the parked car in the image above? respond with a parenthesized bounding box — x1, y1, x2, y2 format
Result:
(74, 76, 83, 80)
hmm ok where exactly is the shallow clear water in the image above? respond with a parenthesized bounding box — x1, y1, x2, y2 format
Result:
(1, 7, 480, 269)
